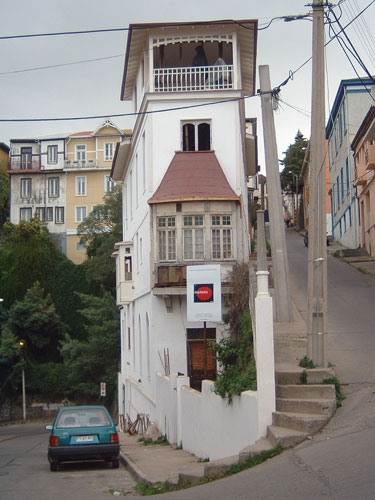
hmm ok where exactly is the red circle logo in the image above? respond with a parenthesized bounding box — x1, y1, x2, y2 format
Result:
(195, 286, 213, 301)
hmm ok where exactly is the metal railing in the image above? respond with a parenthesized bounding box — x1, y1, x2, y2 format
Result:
(9, 158, 40, 171)
(64, 159, 98, 168)
(153, 65, 234, 92)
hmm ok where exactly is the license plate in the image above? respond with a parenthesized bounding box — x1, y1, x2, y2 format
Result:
(76, 435, 94, 442)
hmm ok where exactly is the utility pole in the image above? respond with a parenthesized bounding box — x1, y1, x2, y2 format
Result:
(259, 65, 293, 323)
(307, 0, 327, 366)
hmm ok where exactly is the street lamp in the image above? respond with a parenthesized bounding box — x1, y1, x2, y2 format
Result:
(19, 340, 26, 421)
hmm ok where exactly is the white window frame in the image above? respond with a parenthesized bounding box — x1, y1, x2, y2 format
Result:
(183, 215, 204, 260)
(75, 205, 87, 223)
(20, 207, 32, 221)
(75, 176, 86, 196)
(104, 142, 114, 161)
(211, 215, 232, 260)
(35, 207, 45, 221)
(20, 178, 31, 198)
(47, 145, 58, 164)
(46, 207, 53, 221)
(104, 174, 115, 194)
(48, 177, 60, 198)
(75, 145, 86, 161)
(55, 206, 64, 223)
(157, 216, 176, 262)
(181, 120, 211, 151)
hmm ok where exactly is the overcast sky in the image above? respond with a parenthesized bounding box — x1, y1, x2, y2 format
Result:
(1, 0, 375, 170)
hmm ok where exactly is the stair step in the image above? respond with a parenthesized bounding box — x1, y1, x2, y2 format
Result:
(277, 384, 336, 399)
(238, 437, 274, 463)
(273, 411, 329, 434)
(267, 425, 307, 449)
(276, 398, 336, 416)
(276, 368, 335, 385)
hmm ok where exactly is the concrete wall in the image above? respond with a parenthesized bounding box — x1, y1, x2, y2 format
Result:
(154, 372, 258, 461)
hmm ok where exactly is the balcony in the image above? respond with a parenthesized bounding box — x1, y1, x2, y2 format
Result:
(153, 64, 234, 93)
(365, 146, 375, 170)
(9, 158, 40, 171)
(64, 159, 98, 169)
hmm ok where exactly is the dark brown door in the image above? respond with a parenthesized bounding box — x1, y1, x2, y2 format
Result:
(187, 340, 216, 391)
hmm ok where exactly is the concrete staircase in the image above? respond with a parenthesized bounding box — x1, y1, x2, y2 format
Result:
(267, 367, 337, 448)
(239, 367, 337, 460)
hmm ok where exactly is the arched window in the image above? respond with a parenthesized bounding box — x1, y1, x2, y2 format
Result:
(182, 121, 211, 151)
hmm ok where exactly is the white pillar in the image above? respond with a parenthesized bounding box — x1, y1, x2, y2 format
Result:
(255, 271, 275, 438)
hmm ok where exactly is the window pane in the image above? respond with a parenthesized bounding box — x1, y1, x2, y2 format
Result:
(46, 207, 53, 221)
(47, 145, 58, 164)
(182, 123, 195, 151)
(195, 228, 204, 259)
(167, 230, 176, 260)
(158, 217, 166, 228)
(198, 123, 210, 151)
(184, 229, 193, 259)
(223, 229, 232, 258)
(212, 229, 221, 259)
(195, 215, 204, 226)
(222, 215, 231, 226)
(158, 231, 166, 260)
(184, 216, 193, 226)
(211, 215, 220, 226)
(167, 217, 175, 227)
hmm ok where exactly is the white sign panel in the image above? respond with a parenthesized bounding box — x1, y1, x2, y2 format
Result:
(187, 265, 222, 322)
(100, 382, 106, 397)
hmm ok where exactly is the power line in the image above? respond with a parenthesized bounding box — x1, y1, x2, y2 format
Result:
(0, 54, 123, 76)
(0, 93, 257, 123)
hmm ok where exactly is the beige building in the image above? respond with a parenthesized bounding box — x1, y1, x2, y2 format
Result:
(65, 119, 128, 264)
(352, 105, 375, 256)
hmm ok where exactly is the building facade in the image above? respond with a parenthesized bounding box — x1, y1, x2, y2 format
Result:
(64, 120, 126, 263)
(351, 105, 375, 256)
(9, 135, 67, 251)
(112, 20, 258, 433)
(8, 120, 127, 262)
(326, 78, 375, 248)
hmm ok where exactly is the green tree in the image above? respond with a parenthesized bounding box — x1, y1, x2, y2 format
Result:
(0, 169, 9, 229)
(0, 218, 90, 334)
(280, 130, 308, 194)
(0, 328, 21, 399)
(77, 185, 122, 293)
(6, 282, 64, 363)
(60, 290, 119, 405)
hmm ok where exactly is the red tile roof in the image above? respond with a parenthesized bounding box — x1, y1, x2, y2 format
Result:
(148, 151, 239, 204)
(70, 131, 93, 137)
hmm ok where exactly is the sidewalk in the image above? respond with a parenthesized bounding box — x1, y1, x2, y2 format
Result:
(326, 238, 375, 278)
(118, 432, 207, 486)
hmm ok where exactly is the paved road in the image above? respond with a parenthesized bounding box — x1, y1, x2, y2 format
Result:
(130, 230, 375, 499)
(3, 230, 375, 499)
(0, 422, 136, 500)
(286, 228, 375, 384)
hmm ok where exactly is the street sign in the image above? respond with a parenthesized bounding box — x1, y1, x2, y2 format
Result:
(187, 265, 222, 322)
(100, 382, 106, 397)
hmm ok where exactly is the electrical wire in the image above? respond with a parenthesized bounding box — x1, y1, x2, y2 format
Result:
(0, 93, 258, 123)
(0, 54, 123, 76)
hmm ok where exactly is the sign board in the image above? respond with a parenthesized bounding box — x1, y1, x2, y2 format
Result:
(187, 265, 222, 322)
(100, 382, 106, 397)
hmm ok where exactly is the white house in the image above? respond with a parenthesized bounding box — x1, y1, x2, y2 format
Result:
(111, 20, 258, 458)
(327, 78, 375, 248)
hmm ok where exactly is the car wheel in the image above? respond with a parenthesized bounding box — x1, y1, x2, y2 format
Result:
(50, 462, 59, 472)
(112, 459, 119, 469)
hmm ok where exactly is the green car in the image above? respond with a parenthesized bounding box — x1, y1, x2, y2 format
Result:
(46, 405, 120, 471)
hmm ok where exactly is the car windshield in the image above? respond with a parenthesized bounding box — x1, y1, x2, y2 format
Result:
(56, 408, 111, 428)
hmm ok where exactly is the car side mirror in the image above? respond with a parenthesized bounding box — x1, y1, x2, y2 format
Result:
(45, 425, 53, 431)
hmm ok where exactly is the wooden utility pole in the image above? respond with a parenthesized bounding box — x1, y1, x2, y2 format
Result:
(307, 0, 327, 366)
(259, 65, 292, 323)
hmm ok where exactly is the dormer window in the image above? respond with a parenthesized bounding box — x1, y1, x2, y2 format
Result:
(182, 121, 211, 151)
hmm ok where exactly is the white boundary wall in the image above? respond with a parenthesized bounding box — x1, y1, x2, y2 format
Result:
(155, 372, 258, 461)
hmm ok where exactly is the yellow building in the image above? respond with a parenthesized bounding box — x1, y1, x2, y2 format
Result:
(0, 142, 9, 173)
(65, 119, 128, 264)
